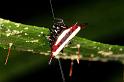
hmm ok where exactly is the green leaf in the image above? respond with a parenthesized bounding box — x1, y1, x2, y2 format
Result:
(0, 18, 124, 81)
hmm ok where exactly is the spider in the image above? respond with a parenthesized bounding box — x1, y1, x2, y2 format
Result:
(48, 18, 87, 64)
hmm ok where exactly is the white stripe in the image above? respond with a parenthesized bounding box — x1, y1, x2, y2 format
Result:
(53, 26, 81, 57)
(55, 28, 71, 45)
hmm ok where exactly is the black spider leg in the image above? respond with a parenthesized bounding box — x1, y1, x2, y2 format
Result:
(48, 28, 57, 47)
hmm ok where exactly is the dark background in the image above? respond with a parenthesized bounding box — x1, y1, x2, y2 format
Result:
(1, 0, 124, 45)
(0, 0, 124, 82)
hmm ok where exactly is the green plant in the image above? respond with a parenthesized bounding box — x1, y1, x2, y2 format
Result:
(0, 18, 124, 82)
(0, 18, 124, 63)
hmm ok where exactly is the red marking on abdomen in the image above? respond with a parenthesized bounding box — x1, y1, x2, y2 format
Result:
(52, 25, 79, 52)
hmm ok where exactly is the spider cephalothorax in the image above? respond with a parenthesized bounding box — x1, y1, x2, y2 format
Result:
(49, 18, 68, 47)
